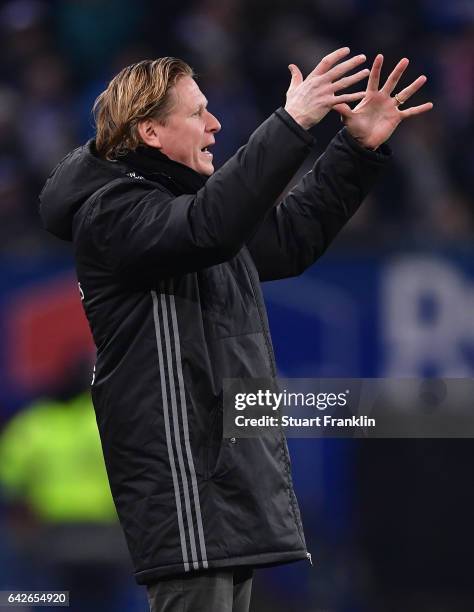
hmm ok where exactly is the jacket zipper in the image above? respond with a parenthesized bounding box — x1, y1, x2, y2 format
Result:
(241, 251, 306, 547)
(241, 253, 277, 377)
(306, 552, 313, 566)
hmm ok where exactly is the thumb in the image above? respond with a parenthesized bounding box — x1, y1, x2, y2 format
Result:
(287, 64, 303, 92)
(333, 103, 352, 121)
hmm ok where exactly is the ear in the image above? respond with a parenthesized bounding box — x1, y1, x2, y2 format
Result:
(137, 119, 162, 148)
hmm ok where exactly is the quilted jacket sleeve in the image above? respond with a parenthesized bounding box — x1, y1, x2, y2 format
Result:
(84, 109, 314, 279)
(246, 126, 392, 281)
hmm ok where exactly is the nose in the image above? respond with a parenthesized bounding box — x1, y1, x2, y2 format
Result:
(206, 110, 221, 134)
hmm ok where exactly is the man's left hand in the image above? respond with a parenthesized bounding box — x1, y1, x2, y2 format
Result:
(333, 55, 433, 150)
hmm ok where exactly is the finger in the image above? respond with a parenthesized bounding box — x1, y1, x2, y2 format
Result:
(333, 68, 370, 92)
(333, 103, 352, 119)
(287, 64, 304, 92)
(325, 53, 367, 81)
(311, 46, 351, 76)
(333, 91, 366, 104)
(395, 75, 427, 104)
(367, 54, 383, 92)
(381, 57, 409, 95)
(399, 102, 434, 118)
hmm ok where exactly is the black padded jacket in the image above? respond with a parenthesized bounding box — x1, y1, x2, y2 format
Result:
(39, 108, 390, 585)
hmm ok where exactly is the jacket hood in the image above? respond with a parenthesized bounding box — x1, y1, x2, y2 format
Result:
(39, 140, 125, 241)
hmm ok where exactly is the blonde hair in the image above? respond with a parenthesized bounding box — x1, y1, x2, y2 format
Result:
(93, 57, 194, 160)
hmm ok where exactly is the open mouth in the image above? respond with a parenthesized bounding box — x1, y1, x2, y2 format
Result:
(201, 141, 215, 154)
(200, 146, 213, 158)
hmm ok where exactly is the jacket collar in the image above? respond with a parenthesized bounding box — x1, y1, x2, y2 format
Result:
(121, 145, 208, 195)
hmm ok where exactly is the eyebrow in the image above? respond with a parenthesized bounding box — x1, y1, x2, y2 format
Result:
(195, 100, 208, 112)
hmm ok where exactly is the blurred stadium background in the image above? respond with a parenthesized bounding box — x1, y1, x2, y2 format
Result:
(0, 0, 473, 610)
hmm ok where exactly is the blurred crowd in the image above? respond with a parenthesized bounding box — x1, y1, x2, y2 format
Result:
(0, 0, 472, 256)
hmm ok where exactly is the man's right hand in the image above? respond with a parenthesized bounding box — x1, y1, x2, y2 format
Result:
(284, 47, 369, 130)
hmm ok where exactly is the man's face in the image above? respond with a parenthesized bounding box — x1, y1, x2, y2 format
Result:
(154, 76, 221, 176)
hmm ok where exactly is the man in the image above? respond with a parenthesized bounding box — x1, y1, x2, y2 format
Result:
(39, 50, 431, 611)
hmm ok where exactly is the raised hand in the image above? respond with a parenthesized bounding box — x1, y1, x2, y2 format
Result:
(333, 55, 433, 150)
(284, 47, 370, 130)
